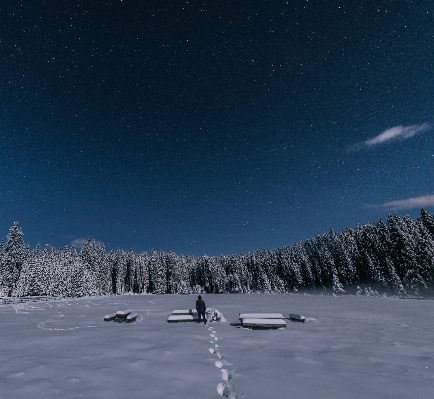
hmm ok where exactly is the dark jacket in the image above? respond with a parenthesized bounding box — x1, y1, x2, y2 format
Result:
(196, 298, 206, 312)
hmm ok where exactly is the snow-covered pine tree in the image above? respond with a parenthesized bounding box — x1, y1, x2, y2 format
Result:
(4, 221, 29, 296)
(123, 250, 135, 293)
(263, 249, 285, 293)
(293, 241, 315, 289)
(325, 229, 357, 288)
(0, 240, 7, 296)
(276, 245, 303, 292)
(304, 237, 327, 288)
(317, 234, 343, 293)
(164, 251, 178, 294)
(415, 217, 434, 293)
(148, 250, 166, 294)
(388, 214, 426, 294)
(171, 254, 193, 294)
(14, 244, 48, 296)
(195, 255, 224, 293)
(220, 254, 243, 293)
(251, 250, 272, 292)
(232, 253, 251, 293)
(136, 252, 150, 293)
(80, 238, 107, 295)
(43, 246, 66, 296)
(356, 223, 388, 288)
(375, 219, 404, 294)
(63, 246, 86, 297)
(419, 208, 434, 238)
(108, 249, 128, 294)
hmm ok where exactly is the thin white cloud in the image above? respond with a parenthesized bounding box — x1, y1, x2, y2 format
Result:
(349, 123, 432, 151)
(368, 195, 434, 211)
(365, 123, 432, 146)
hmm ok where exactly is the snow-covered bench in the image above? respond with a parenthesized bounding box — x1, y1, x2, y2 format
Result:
(289, 314, 306, 322)
(116, 309, 132, 323)
(104, 312, 117, 321)
(126, 312, 138, 323)
(239, 313, 286, 329)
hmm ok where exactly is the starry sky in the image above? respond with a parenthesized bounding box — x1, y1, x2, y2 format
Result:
(1, 0, 434, 256)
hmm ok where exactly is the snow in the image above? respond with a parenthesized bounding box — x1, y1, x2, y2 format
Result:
(1, 293, 434, 398)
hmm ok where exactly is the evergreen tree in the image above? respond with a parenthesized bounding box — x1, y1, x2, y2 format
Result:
(0, 240, 7, 295)
(80, 239, 108, 295)
(148, 250, 166, 294)
(4, 221, 29, 295)
(15, 244, 47, 296)
(388, 214, 425, 294)
(419, 208, 434, 237)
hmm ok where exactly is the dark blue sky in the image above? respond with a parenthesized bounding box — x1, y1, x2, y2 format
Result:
(1, 1, 434, 256)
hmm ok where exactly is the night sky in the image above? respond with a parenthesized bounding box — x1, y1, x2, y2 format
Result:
(1, 1, 434, 256)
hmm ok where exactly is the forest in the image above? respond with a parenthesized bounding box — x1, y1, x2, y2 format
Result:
(1, 209, 434, 298)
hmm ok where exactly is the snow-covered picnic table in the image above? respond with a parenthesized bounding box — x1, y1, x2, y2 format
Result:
(239, 313, 284, 321)
(239, 313, 286, 329)
(115, 309, 132, 322)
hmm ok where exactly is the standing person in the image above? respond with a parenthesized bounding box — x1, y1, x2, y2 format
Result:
(196, 295, 206, 324)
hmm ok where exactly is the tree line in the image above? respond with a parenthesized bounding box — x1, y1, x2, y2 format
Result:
(1, 209, 434, 298)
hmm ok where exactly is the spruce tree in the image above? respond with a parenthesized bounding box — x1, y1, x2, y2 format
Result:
(4, 221, 29, 295)
(419, 208, 434, 237)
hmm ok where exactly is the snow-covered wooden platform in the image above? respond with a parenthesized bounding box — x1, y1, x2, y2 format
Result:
(239, 313, 286, 329)
(289, 314, 306, 322)
(239, 313, 284, 321)
(167, 314, 199, 323)
(241, 318, 287, 329)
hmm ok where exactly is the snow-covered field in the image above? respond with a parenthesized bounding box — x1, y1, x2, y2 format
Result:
(1, 293, 433, 399)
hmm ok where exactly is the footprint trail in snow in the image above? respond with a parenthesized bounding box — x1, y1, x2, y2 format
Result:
(208, 326, 237, 398)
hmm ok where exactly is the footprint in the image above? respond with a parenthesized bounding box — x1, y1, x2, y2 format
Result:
(209, 348, 215, 354)
(215, 360, 224, 368)
(214, 343, 220, 348)
(217, 382, 236, 398)
(210, 334, 215, 338)
(216, 350, 223, 358)
(221, 368, 232, 381)
(217, 383, 226, 396)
